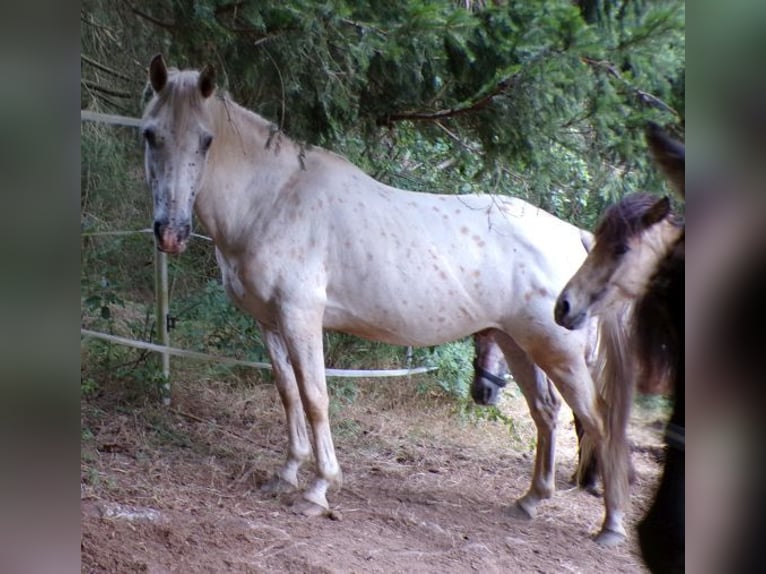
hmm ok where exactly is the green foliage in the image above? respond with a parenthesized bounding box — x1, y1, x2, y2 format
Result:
(413, 338, 473, 398)
(172, 280, 268, 362)
(81, 377, 99, 398)
(635, 391, 672, 414)
(80, 339, 168, 402)
(84, 286, 124, 323)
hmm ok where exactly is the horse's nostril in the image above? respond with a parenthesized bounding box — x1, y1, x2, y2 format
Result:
(153, 220, 167, 239)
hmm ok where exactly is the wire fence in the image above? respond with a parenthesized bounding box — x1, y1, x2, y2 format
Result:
(81, 110, 436, 403)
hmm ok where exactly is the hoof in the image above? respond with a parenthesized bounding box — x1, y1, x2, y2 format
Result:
(290, 497, 329, 517)
(584, 484, 602, 498)
(594, 528, 626, 546)
(507, 500, 536, 520)
(260, 474, 297, 496)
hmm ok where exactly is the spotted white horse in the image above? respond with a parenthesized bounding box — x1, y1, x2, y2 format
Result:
(141, 55, 623, 542)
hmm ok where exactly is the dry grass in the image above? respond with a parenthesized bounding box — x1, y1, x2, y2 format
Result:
(82, 368, 666, 573)
(82, 368, 653, 512)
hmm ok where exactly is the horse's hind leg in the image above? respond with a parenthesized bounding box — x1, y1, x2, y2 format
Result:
(494, 331, 561, 520)
(573, 414, 599, 494)
(259, 324, 313, 494)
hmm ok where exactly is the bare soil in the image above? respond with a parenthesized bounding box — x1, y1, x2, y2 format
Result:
(81, 371, 665, 573)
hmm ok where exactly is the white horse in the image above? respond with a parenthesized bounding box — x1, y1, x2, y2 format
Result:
(141, 54, 623, 542)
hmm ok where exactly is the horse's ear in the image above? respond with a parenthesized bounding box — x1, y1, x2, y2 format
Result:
(642, 196, 671, 228)
(199, 64, 216, 99)
(149, 53, 168, 93)
(646, 122, 685, 198)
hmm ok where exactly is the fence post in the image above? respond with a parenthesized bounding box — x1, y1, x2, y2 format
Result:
(155, 249, 171, 404)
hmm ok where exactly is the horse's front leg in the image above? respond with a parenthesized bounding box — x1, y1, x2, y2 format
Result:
(278, 308, 342, 515)
(260, 324, 313, 494)
(536, 341, 628, 545)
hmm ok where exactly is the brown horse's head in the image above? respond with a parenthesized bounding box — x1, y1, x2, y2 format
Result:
(554, 193, 679, 329)
(555, 123, 685, 330)
(470, 330, 509, 406)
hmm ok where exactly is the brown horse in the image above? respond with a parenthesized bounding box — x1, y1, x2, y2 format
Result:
(555, 123, 685, 571)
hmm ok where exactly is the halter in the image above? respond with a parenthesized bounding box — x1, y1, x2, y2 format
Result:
(473, 357, 508, 388)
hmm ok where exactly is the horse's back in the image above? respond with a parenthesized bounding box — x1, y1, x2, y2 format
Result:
(303, 171, 587, 345)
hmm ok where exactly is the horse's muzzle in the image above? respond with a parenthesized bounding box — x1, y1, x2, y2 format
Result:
(154, 220, 191, 254)
(554, 296, 586, 330)
(471, 382, 499, 406)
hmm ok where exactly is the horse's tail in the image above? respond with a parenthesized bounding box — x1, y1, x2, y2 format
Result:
(576, 302, 634, 510)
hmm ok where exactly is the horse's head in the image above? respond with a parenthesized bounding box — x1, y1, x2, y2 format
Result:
(554, 193, 677, 329)
(470, 331, 509, 406)
(555, 124, 685, 330)
(141, 54, 217, 254)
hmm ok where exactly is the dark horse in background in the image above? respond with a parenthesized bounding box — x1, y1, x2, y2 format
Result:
(555, 123, 685, 573)
(471, 330, 601, 493)
(634, 124, 684, 574)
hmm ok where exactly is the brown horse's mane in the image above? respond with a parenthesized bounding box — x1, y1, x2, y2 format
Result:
(594, 192, 682, 252)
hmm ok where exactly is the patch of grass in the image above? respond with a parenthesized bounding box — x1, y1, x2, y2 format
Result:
(333, 418, 362, 440)
(634, 392, 673, 417)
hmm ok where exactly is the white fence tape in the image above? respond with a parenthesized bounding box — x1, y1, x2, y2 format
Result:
(82, 228, 212, 241)
(81, 110, 142, 128)
(81, 329, 436, 378)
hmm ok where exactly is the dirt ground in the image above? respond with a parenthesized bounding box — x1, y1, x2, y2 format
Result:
(81, 371, 665, 573)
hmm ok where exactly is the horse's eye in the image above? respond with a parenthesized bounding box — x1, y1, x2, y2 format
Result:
(614, 243, 629, 256)
(201, 133, 213, 152)
(143, 128, 158, 148)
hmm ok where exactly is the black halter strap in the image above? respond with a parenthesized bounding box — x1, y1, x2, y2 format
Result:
(473, 357, 508, 388)
(664, 422, 685, 453)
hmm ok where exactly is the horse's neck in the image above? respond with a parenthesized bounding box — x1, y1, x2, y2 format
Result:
(634, 220, 683, 287)
(195, 98, 300, 249)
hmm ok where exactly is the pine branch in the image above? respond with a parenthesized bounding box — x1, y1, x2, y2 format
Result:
(81, 54, 132, 81)
(376, 76, 517, 127)
(214, 2, 245, 16)
(81, 79, 133, 99)
(582, 56, 679, 117)
(129, 5, 175, 30)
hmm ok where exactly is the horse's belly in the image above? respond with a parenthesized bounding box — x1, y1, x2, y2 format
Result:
(322, 289, 493, 347)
